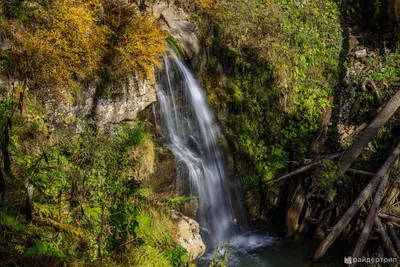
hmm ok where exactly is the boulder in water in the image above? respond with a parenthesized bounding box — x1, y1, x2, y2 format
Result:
(169, 210, 206, 261)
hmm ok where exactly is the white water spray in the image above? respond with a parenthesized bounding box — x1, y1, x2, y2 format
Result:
(156, 52, 236, 245)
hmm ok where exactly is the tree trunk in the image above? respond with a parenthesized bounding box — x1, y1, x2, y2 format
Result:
(70, 180, 79, 209)
(1, 125, 11, 175)
(375, 217, 399, 259)
(314, 142, 400, 261)
(351, 172, 390, 263)
(0, 166, 5, 201)
(337, 88, 400, 177)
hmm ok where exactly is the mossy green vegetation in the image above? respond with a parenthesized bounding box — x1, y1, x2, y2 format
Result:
(0, 90, 189, 266)
(2, 0, 400, 264)
(190, 0, 342, 190)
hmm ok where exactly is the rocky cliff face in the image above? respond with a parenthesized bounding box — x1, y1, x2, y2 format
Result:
(73, 78, 156, 125)
(64, 1, 203, 126)
(150, 2, 203, 68)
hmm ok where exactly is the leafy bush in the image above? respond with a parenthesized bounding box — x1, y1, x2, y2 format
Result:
(111, 15, 166, 80)
(25, 240, 64, 260)
(102, 0, 166, 81)
(118, 125, 146, 148)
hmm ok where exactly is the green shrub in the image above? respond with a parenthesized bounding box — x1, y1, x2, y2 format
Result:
(164, 245, 189, 267)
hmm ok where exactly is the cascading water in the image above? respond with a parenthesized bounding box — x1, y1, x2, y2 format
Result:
(155, 51, 237, 246)
(154, 51, 350, 267)
(155, 51, 283, 266)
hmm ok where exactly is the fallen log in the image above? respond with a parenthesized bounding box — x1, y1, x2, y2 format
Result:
(337, 88, 400, 177)
(265, 154, 341, 185)
(286, 182, 306, 237)
(314, 142, 400, 261)
(375, 217, 399, 259)
(351, 172, 390, 263)
(387, 223, 400, 254)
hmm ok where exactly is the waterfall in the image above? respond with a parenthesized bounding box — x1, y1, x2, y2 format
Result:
(155, 51, 238, 246)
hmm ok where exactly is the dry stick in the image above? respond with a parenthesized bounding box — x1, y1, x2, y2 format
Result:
(375, 217, 399, 259)
(314, 143, 400, 261)
(348, 169, 376, 177)
(351, 173, 391, 264)
(337, 88, 400, 177)
(265, 154, 341, 185)
(378, 212, 400, 223)
(387, 223, 400, 254)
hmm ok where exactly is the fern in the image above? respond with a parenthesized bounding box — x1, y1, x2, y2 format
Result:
(133, 245, 172, 267)
(134, 209, 175, 247)
(35, 203, 60, 220)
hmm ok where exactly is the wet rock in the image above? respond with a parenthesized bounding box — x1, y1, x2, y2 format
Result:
(169, 210, 206, 261)
(147, 145, 177, 198)
(150, 3, 202, 66)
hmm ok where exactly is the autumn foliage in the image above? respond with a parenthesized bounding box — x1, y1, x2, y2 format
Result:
(101, 0, 166, 81)
(112, 15, 166, 81)
(1, 0, 166, 95)
(12, 0, 107, 89)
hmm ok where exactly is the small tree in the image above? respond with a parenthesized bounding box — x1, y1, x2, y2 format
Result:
(11, 0, 107, 95)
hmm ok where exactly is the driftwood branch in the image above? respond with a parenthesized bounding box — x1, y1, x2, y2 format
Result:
(378, 212, 400, 223)
(337, 88, 400, 177)
(314, 142, 400, 261)
(375, 217, 399, 259)
(265, 154, 341, 185)
(351, 171, 390, 263)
